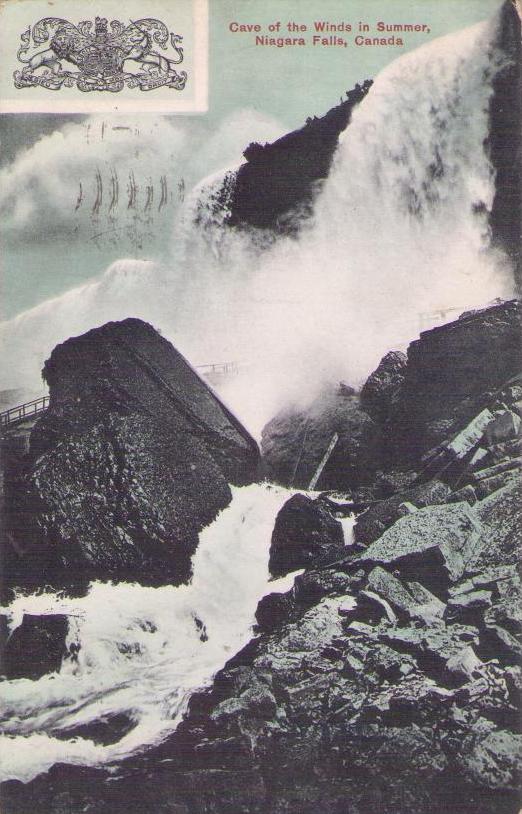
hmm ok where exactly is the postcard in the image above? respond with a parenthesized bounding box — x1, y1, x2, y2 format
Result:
(0, 1, 520, 812)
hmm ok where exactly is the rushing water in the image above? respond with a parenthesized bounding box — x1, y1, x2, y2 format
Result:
(0, 484, 313, 783)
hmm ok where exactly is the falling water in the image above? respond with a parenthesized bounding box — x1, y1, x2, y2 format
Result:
(1, 13, 514, 434)
(0, 484, 303, 783)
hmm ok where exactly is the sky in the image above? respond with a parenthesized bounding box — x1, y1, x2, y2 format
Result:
(0, 0, 504, 319)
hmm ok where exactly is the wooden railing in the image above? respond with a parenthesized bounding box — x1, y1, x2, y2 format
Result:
(0, 361, 240, 431)
(0, 396, 50, 429)
(196, 361, 239, 377)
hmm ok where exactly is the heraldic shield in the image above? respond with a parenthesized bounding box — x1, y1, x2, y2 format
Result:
(13, 16, 188, 92)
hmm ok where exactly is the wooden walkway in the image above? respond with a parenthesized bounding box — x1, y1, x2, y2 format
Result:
(0, 362, 240, 430)
(0, 396, 50, 429)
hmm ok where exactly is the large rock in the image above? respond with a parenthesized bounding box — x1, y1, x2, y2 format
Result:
(366, 566, 445, 623)
(269, 493, 344, 577)
(354, 478, 451, 545)
(471, 479, 522, 570)
(388, 300, 522, 465)
(2, 614, 69, 680)
(360, 350, 407, 423)
(360, 503, 484, 595)
(2, 319, 260, 589)
(261, 386, 382, 490)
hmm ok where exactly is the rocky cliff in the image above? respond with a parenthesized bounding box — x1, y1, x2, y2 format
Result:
(489, 0, 522, 285)
(262, 299, 522, 491)
(3, 300, 520, 814)
(225, 82, 372, 234)
(1, 319, 260, 593)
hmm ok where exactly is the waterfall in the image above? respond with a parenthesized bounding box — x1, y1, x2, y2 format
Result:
(0, 12, 514, 436)
(0, 484, 299, 783)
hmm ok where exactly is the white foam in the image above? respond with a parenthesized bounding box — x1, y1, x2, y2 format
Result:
(0, 483, 295, 783)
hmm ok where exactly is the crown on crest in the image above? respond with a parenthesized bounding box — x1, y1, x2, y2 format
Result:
(95, 17, 108, 34)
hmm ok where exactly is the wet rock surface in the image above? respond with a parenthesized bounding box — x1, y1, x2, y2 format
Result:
(2, 614, 69, 680)
(388, 299, 522, 465)
(1, 319, 260, 592)
(2, 300, 521, 811)
(4, 459, 521, 813)
(261, 301, 521, 499)
(268, 493, 344, 577)
(360, 350, 407, 423)
(261, 386, 382, 491)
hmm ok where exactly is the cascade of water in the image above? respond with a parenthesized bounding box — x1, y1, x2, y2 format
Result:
(4, 14, 512, 432)
(0, 484, 297, 783)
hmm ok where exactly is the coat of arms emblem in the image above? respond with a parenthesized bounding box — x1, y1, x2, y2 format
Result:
(14, 16, 188, 92)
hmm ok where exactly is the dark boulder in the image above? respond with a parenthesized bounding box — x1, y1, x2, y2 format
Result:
(360, 350, 407, 423)
(480, 624, 522, 665)
(255, 591, 294, 633)
(388, 300, 522, 466)
(52, 713, 136, 747)
(269, 493, 344, 577)
(3, 614, 69, 680)
(293, 567, 360, 607)
(2, 319, 260, 590)
(34, 318, 259, 483)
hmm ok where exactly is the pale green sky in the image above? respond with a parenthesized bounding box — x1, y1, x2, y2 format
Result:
(209, 0, 501, 129)
(0, 0, 502, 156)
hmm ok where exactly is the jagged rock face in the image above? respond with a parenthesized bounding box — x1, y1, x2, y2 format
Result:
(360, 350, 407, 423)
(268, 493, 345, 577)
(261, 388, 382, 490)
(10, 484, 520, 814)
(3, 319, 260, 590)
(262, 301, 521, 495)
(489, 1, 522, 288)
(226, 84, 372, 234)
(389, 300, 522, 465)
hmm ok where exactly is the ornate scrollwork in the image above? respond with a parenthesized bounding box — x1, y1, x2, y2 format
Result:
(13, 16, 188, 93)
